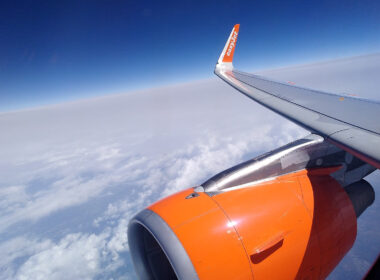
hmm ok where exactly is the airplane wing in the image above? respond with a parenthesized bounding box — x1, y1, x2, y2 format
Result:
(215, 24, 380, 169)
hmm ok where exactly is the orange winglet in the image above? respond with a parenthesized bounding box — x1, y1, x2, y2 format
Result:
(217, 24, 240, 65)
(223, 24, 240, 63)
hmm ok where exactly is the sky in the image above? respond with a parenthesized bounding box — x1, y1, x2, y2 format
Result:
(0, 54, 379, 279)
(1, 0, 380, 111)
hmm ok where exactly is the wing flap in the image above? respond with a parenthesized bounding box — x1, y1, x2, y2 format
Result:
(329, 128, 380, 168)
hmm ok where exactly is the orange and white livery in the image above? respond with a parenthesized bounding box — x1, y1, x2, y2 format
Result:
(218, 24, 240, 65)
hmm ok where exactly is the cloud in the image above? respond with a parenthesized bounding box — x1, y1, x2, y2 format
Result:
(0, 78, 306, 279)
(1, 119, 303, 279)
(3, 217, 132, 280)
(15, 233, 106, 280)
(0, 236, 52, 279)
(14, 230, 131, 280)
(0, 80, 305, 234)
(0, 144, 141, 232)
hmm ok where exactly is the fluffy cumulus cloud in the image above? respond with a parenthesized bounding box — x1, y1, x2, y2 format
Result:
(15, 233, 108, 280)
(0, 55, 379, 279)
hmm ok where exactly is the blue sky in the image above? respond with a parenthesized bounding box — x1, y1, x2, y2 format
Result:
(1, 0, 380, 111)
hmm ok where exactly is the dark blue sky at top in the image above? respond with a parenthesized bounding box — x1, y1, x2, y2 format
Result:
(1, 0, 380, 112)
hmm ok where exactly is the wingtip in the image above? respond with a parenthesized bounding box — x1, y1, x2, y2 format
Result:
(216, 24, 240, 68)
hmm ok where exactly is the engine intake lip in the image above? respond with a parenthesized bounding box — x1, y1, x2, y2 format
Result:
(128, 209, 199, 280)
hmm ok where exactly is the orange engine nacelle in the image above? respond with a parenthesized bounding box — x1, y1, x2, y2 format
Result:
(128, 168, 368, 280)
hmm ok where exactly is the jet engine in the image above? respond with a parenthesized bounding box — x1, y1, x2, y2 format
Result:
(128, 135, 375, 279)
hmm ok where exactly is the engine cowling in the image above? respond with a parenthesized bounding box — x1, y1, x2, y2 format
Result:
(128, 135, 375, 279)
(129, 168, 370, 279)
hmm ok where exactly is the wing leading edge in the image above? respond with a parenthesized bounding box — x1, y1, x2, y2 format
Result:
(214, 25, 380, 169)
